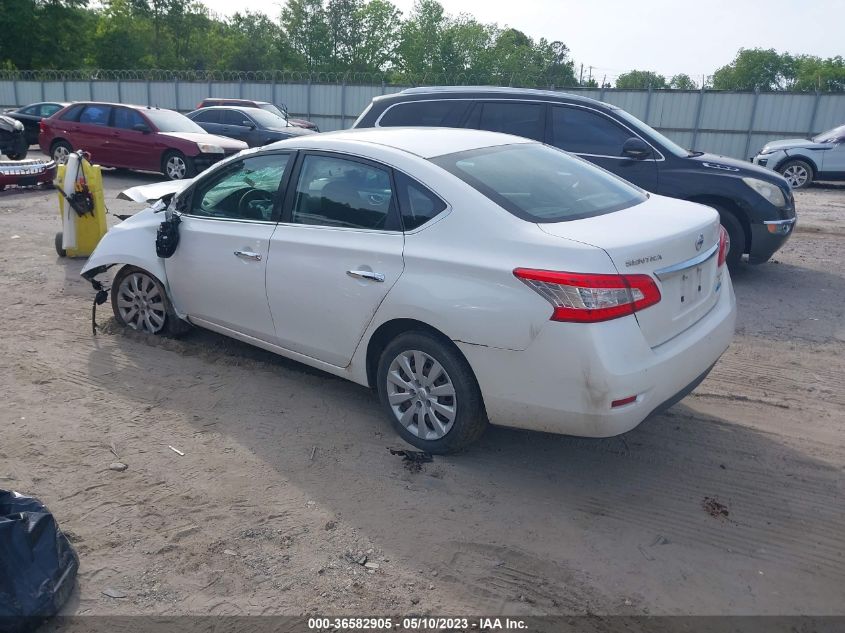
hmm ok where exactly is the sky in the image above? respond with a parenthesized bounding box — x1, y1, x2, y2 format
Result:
(201, 0, 845, 82)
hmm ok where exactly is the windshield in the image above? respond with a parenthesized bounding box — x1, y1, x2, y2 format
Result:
(145, 109, 206, 134)
(246, 108, 290, 128)
(432, 143, 647, 223)
(258, 103, 288, 120)
(813, 124, 845, 143)
(613, 108, 691, 158)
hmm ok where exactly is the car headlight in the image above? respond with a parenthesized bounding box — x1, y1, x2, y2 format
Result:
(758, 147, 776, 155)
(742, 177, 787, 207)
(196, 143, 224, 154)
(13, 120, 23, 131)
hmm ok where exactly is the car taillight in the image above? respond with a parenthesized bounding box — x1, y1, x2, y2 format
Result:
(513, 269, 661, 323)
(39, 120, 46, 133)
(717, 225, 729, 267)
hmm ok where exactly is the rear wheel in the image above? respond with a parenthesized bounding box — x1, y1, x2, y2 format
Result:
(778, 159, 813, 189)
(162, 151, 195, 180)
(111, 266, 190, 336)
(54, 232, 66, 257)
(51, 141, 72, 164)
(376, 331, 487, 454)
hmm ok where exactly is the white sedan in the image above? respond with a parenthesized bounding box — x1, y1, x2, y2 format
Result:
(82, 128, 736, 453)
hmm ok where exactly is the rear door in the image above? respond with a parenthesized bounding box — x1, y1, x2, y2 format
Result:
(265, 152, 405, 366)
(548, 105, 659, 191)
(74, 104, 114, 164)
(165, 152, 293, 341)
(190, 108, 222, 135)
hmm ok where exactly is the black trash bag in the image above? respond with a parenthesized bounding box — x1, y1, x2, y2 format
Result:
(0, 490, 79, 633)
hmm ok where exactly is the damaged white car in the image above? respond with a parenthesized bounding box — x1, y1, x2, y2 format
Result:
(82, 128, 735, 453)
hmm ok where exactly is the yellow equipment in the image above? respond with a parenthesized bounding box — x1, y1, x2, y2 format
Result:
(55, 158, 107, 258)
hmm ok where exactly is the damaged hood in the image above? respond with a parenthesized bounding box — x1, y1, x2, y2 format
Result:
(118, 179, 193, 203)
(0, 114, 24, 133)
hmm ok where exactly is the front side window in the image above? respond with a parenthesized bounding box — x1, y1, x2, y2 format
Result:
(222, 110, 249, 126)
(291, 154, 396, 230)
(112, 108, 146, 130)
(474, 102, 545, 141)
(432, 143, 646, 223)
(813, 124, 845, 143)
(395, 171, 447, 230)
(379, 100, 469, 127)
(551, 106, 632, 156)
(79, 105, 112, 126)
(190, 154, 290, 221)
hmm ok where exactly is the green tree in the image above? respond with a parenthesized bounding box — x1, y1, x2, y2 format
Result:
(712, 48, 796, 91)
(792, 55, 845, 92)
(670, 73, 697, 90)
(615, 70, 667, 89)
(280, 0, 330, 69)
(396, 0, 447, 76)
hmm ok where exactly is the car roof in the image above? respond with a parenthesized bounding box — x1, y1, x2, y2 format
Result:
(203, 98, 270, 106)
(274, 126, 534, 159)
(194, 106, 269, 113)
(380, 85, 615, 108)
(62, 102, 176, 112)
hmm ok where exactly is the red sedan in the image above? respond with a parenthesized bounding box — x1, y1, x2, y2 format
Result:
(39, 102, 247, 180)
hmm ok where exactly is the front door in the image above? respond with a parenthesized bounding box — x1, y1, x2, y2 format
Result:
(165, 152, 293, 341)
(548, 105, 660, 192)
(266, 152, 405, 366)
(108, 107, 159, 171)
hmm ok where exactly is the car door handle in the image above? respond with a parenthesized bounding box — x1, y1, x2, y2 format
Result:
(234, 250, 262, 261)
(346, 270, 385, 282)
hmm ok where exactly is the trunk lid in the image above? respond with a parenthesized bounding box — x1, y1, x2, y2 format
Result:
(539, 195, 724, 347)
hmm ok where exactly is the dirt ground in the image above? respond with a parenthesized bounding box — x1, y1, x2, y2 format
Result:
(1, 153, 843, 623)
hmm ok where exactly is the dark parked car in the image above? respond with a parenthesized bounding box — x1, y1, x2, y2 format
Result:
(186, 106, 314, 147)
(353, 87, 797, 266)
(5, 102, 68, 145)
(0, 114, 28, 159)
(39, 102, 247, 180)
(196, 98, 319, 131)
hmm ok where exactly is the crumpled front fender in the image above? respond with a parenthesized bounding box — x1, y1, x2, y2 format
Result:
(80, 206, 169, 290)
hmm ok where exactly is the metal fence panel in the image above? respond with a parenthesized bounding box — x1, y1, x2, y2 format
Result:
(2, 77, 843, 159)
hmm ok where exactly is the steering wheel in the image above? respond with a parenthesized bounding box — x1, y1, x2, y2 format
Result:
(238, 189, 274, 220)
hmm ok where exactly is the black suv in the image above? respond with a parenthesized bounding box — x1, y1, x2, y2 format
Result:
(352, 87, 797, 266)
(0, 114, 28, 159)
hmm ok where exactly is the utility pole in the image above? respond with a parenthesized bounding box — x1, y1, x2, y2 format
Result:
(579, 63, 584, 86)
(588, 66, 593, 84)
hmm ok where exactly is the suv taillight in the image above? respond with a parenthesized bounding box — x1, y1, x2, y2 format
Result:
(513, 269, 661, 323)
(717, 225, 729, 267)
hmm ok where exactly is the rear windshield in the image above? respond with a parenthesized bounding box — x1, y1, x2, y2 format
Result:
(431, 143, 646, 222)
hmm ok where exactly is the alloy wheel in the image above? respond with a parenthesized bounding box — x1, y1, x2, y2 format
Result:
(116, 272, 167, 334)
(166, 155, 187, 180)
(53, 145, 70, 164)
(782, 164, 809, 188)
(386, 350, 457, 440)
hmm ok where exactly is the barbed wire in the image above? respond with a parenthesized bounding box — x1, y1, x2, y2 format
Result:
(0, 69, 841, 92)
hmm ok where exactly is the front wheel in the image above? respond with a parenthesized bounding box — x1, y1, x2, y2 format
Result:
(111, 266, 190, 336)
(376, 331, 487, 454)
(778, 159, 813, 189)
(162, 151, 196, 181)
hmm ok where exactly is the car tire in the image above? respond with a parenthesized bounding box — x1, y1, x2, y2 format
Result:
(54, 232, 66, 257)
(51, 141, 73, 164)
(376, 331, 487, 454)
(111, 266, 191, 337)
(162, 151, 196, 181)
(778, 159, 813, 189)
(713, 208, 744, 268)
(5, 148, 27, 160)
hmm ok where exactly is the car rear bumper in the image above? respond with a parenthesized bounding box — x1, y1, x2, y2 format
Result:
(456, 272, 736, 437)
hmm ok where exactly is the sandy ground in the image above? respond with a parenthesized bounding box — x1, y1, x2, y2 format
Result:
(1, 153, 843, 623)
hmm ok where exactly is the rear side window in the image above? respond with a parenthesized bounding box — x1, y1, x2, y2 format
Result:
(395, 172, 447, 230)
(379, 100, 469, 127)
(59, 104, 85, 122)
(291, 154, 397, 231)
(20, 105, 39, 115)
(432, 143, 646, 223)
(41, 104, 62, 117)
(79, 105, 112, 126)
(473, 102, 545, 141)
(191, 109, 219, 123)
(551, 106, 632, 156)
